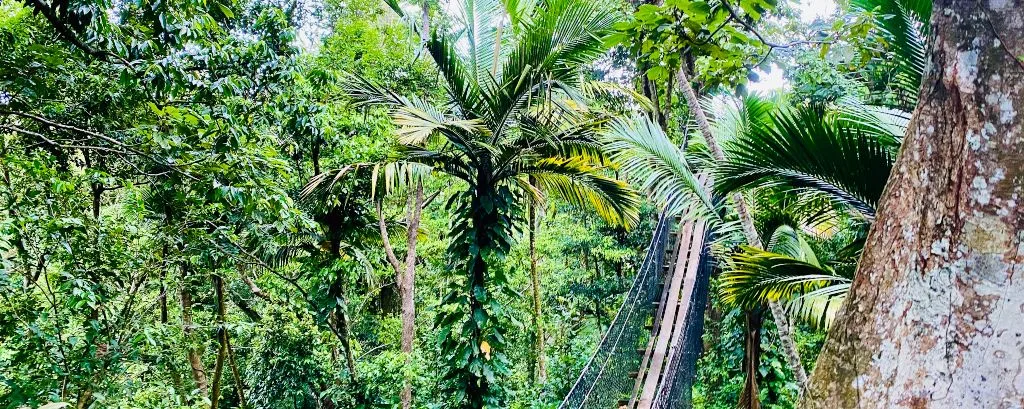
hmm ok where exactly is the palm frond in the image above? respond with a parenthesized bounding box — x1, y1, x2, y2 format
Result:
(393, 96, 489, 145)
(460, 0, 503, 83)
(834, 96, 910, 149)
(520, 156, 641, 229)
(602, 115, 720, 222)
(427, 31, 485, 118)
(720, 246, 850, 310)
(789, 283, 850, 329)
(491, 0, 620, 125)
(852, 0, 930, 109)
(301, 161, 433, 202)
(707, 94, 777, 147)
(715, 105, 894, 218)
(344, 74, 409, 108)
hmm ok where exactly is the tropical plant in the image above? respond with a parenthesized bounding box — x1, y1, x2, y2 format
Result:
(717, 191, 857, 329)
(712, 95, 910, 330)
(714, 102, 902, 219)
(333, 0, 641, 404)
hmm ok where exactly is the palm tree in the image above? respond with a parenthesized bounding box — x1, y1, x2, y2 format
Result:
(712, 0, 931, 337)
(718, 190, 859, 329)
(340, 0, 641, 405)
(712, 97, 907, 325)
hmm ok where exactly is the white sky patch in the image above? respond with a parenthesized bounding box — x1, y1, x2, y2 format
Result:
(746, 0, 838, 92)
(794, 0, 838, 23)
(748, 63, 787, 93)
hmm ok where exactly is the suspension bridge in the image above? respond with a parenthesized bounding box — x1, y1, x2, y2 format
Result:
(558, 211, 713, 409)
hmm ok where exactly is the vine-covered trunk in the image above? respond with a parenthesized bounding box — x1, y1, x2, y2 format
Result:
(676, 64, 808, 392)
(801, 1, 1024, 407)
(441, 178, 515, 408)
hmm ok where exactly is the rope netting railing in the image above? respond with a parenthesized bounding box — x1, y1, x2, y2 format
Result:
(652, 230, 715, 409)
(558, 213, 674, 409)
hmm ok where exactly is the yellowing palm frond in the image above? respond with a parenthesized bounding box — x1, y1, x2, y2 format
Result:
(720, 246, 851, 328)
(521, 157, 641, 229)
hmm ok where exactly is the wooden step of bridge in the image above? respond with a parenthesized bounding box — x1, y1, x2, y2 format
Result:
(621, 215, 708, 409)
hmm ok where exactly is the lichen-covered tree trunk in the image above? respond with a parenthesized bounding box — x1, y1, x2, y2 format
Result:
(801, 1, 1024, 407)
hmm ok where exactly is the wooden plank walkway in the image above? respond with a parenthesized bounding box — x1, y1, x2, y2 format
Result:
(623, 216, 707, 409)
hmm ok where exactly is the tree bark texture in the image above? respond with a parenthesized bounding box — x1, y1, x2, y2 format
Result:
(802, 1, 1024, 407)
(676, 64, 809, 391)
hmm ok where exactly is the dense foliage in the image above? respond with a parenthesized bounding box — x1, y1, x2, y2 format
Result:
(1, 0, 935, 407)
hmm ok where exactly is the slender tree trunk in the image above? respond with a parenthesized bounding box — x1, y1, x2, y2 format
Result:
(528, 182, 547, 384)
(160, 253, 187, 403)
(160, 246, 169, 324)
(210, 274, 228, 409)
(180, 265, 208, 397)
(331, 308, 358, 382)
(801, 1, 1024, 407)
(376, 180, 424, 409)
(677, 63, 808, 393)
(226, 332, 247, 409)
(399, 181, 423, 409)
(419, 1, 430, 43)
(738, 309, 763, 409)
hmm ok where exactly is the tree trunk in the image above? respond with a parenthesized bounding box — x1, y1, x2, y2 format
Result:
(400, 180, 423, 409)
(180, 266, 209, 397)
(419, 1, 430, 43)
(226, 332, 247, 409)
(332, 308, 358, 382)
(528, 183, 547, 384)
(801, 1, 1024, 407)
(677, 64, 808, 393)
(210, 274, 227, 409)
(377, 180, 424, 409)
(739, 309, 763, 409)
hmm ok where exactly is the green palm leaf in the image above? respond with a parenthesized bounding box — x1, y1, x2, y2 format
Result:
(715, 105, 895, 218)
(852, 0, 931, 109)
(720, 246, 851, 313)
(601, 115, 720, 223)
(519, 156, 641, 229)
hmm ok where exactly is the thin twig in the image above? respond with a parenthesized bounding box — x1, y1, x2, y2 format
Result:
(1, 111, 198, 181)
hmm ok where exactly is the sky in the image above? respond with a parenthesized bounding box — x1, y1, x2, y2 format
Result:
(747, 0, 838, 93)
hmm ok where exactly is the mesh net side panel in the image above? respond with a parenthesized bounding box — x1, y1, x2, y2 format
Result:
(653, 231, 714, 409)
(558, 214, 673, 409)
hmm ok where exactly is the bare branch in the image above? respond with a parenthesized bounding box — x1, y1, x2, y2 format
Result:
(1, 111, 199, 181)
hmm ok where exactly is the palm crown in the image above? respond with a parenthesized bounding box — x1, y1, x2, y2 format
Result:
(342, 0, 640, 405)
